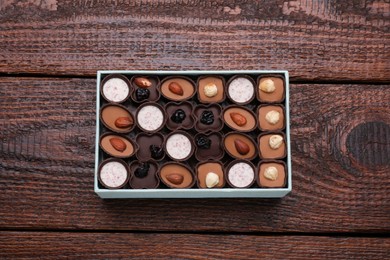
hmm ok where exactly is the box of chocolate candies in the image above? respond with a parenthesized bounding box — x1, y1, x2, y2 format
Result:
(95, 70, 291, 198)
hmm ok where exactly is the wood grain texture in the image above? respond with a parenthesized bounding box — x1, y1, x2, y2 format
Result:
(0, 78, 389, 233)
(0, 232, 389, 259)
(0, 0, 389, 81)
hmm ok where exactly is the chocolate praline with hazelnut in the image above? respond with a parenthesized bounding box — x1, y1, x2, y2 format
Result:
(197, 76, 225, 103)
(258, 161, 287, 188)
(196, 161, 225, 188)
(257, 75, 285, 102)
(258, 105, 285, 131)
(258, 133, 287, 159)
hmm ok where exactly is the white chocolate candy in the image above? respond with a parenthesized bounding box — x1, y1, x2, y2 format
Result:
(166, 133, 192, 160)
(259, 79, 276, 93)
(228, 77, 254, 103)
(137, 105, 164, 131)
(100, 161, 128, 188)
(269, 135, 284, 149)
(228, 162, 254, 188)
(205, 172, 219, 188)
(102, 78, 129, 102)
(264, 166, 278, 181)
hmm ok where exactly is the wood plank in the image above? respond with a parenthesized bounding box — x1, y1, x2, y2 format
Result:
(0, 78, 389, 233)
(0, 1, 389, 81)
(0, 232, 389, 259)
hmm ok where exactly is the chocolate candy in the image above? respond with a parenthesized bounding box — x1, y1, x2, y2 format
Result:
(98, 72, 289, 194)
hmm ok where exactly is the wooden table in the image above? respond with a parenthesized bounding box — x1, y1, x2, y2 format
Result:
(0, 1, 389, 259)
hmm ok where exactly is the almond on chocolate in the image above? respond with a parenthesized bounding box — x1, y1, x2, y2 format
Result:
(166, 173, 184, 185)
(234, 139, 250, 155)
(109, 137, 127, 152)
(134, 77, 152, 88)
(168, 82, 184, 96)
(230, 112, 247, 126)
(115, 116, 133, 128)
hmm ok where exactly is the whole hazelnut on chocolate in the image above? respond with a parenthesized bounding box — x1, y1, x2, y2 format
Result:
(259, 79, 276, 93)
(269, 135, 284, 149)
(205, 172, 219, 188)
(265, 110, 280, 125)
(264, 166, 278, 181)
(204, 83, 218, 98)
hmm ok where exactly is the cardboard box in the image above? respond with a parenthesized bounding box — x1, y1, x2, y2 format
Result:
(95, 70, 291, 198)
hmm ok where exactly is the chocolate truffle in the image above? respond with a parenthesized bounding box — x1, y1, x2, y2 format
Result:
(258, 161, 286, 188)
(258, 105, 285, 131)
(136, 103, 165, 132)
(165, 101, 195, 130)
(194, 132, 224, 161)
(258, 133, 286, 159)
(227, 76, 255, 104)
(101, 74, 131, 103)
(135, 133, 165, 161)
(197, 162, 225, 188)
(159, 162, 195, 188)
(226, 160, 255, 188)
(197, 76, 225, 103)
(98, 159, 129, 189)
(160, 77, 195, 101)
(224, 133, 257, 160)
(257, 76, 285, 102)
(100, 104, 134, 133)
(100, 133, 136, 158)
(223, 106, 257, 132)
(129, 161, 159, 189)
(194, 104, 223, 132)
(165, 131, 194, 161)
(130, 76, 160, 103)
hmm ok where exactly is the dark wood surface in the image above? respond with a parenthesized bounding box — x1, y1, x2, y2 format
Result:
(1, 232, 389, 259)
(0, 1, 389, 259)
